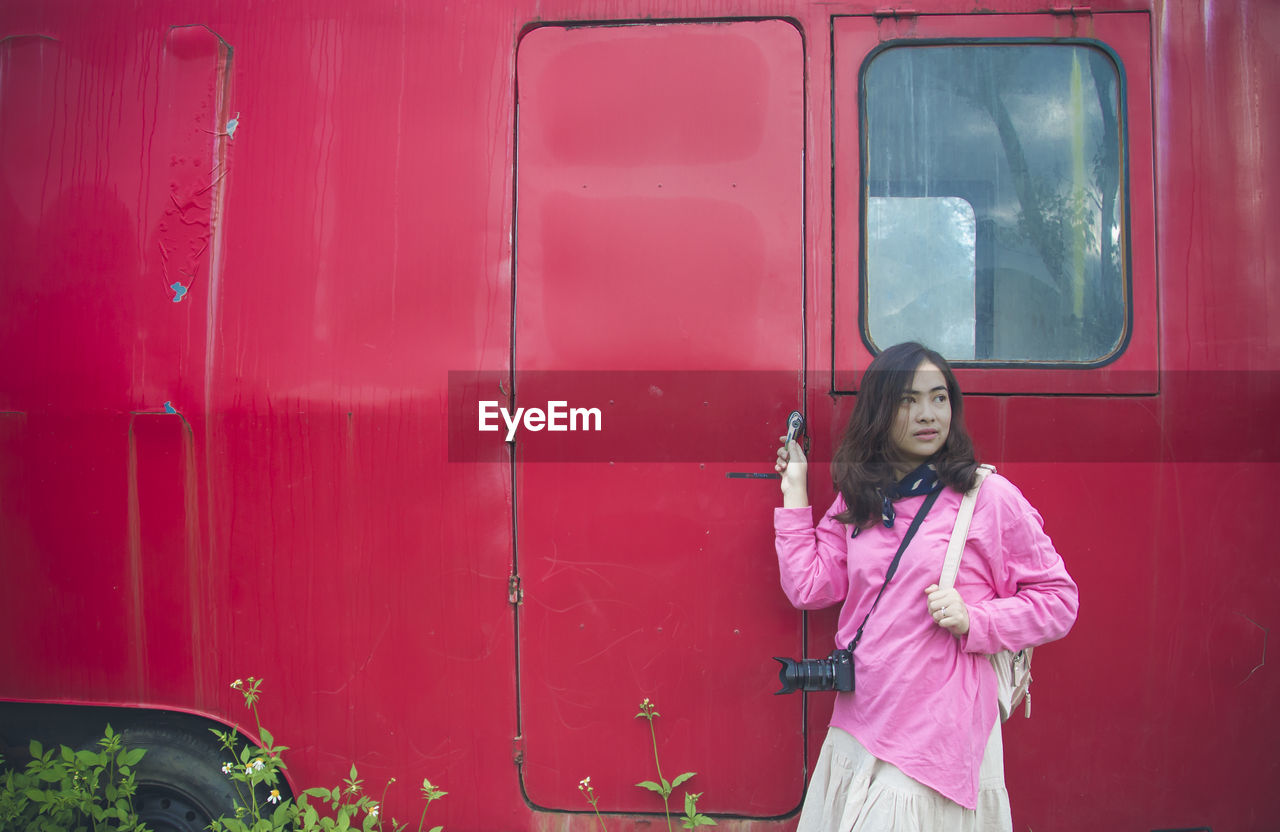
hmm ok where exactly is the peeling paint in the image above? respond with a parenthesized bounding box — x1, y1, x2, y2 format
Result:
(204, 110, 241, 139)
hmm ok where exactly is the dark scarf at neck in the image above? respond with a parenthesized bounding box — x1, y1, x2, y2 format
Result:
(850, 463, 942, 537)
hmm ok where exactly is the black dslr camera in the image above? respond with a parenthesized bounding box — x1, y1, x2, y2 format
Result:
(773, 645, 854, 695)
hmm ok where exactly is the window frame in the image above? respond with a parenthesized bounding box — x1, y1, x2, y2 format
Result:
(832, 12, 1157, 395)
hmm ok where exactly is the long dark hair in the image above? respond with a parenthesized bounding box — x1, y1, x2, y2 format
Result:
(832, 342, 979, 528)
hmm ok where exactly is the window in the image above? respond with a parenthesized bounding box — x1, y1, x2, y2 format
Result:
(863, 44, 1127, 363)
(833, 14, 1156, 394)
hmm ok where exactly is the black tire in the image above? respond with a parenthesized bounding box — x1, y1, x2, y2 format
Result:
(116, 726, 244, 832)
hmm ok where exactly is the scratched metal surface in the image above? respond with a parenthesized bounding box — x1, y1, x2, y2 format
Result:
(0, 0, 1278, 830)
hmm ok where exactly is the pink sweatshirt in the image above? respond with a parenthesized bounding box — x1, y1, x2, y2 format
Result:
(774, 473, 1078, 808)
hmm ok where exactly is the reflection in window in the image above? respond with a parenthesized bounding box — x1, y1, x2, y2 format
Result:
(868, 197, 977, 358)
(863, 45, 1126, 363)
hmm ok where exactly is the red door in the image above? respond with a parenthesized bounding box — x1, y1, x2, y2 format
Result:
(513, 20, 807, 818)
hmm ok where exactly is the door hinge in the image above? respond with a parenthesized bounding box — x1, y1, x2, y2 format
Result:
(508, 574, 523, 605)
(872, 7, 918, 19)
(1050, 1, 1091, 14)
(512, 734, 525, 765)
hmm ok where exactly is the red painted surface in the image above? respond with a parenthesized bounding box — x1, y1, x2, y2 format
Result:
(0, 2, 1277, 831)
(514, 21, 804, 816)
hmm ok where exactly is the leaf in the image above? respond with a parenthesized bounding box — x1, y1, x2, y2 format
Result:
(122, 748, 146, 766)
(671, 772, 696, 788)
(635, 780, 664, 794)
(336, 808, 351, 832)
(305, 788, 332, 799)
(28, 740, 43, 757)
(428, 827, 444, 832)
(60, 746, 75, 763)
(260, 727, 275, 747)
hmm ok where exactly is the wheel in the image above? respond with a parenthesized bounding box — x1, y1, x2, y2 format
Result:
(117, 726, 245, 832)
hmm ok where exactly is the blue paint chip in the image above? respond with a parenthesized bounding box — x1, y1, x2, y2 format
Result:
(164, 401, 178, 414)
(170, 282, 188, 302)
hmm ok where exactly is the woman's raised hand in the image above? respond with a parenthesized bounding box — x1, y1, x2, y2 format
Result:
(776, 437, 809, 508)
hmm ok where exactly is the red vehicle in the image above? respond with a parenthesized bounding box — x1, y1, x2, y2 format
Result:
(1, 1, 1276, 830)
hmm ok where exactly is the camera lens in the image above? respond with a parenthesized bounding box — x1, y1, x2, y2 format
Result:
(773, 657, 836, 694)
(772, 648, 854, 695)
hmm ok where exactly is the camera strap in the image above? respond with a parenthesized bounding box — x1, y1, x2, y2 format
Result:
(848, 488, 942, 653)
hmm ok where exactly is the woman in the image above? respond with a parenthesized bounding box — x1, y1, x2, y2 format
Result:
(774, 342, 1078, 832)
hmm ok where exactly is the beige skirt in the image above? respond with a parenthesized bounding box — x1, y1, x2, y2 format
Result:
(796, 724, 1012, 832)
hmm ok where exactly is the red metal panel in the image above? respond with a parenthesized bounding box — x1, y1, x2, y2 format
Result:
(513, 21, 806, 816)
(0, 22, 228, 708)
(0, 4, 521, 827)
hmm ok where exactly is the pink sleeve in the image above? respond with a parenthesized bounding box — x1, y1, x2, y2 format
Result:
(774, 496, 850, 610)
(961, 491, 1079, 655)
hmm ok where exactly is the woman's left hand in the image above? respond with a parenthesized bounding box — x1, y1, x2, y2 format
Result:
(925, 584, 969, 636)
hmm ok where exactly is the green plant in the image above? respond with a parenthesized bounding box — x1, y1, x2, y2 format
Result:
(289, 775, 446, 832)
(415, 779, 447, 832)
(577, 777, 607, 832)
(633, 698, 700, 832)
(292, 767, 390, 832)
(679, 792, 714, 830)
(578, 699, 716, 832)
(208, 677, 294, 832)
(210, 677, 447, 832)
(0, 725, 150, 831)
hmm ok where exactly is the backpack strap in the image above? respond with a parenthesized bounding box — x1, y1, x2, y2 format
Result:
(939, 464, 996, 589)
